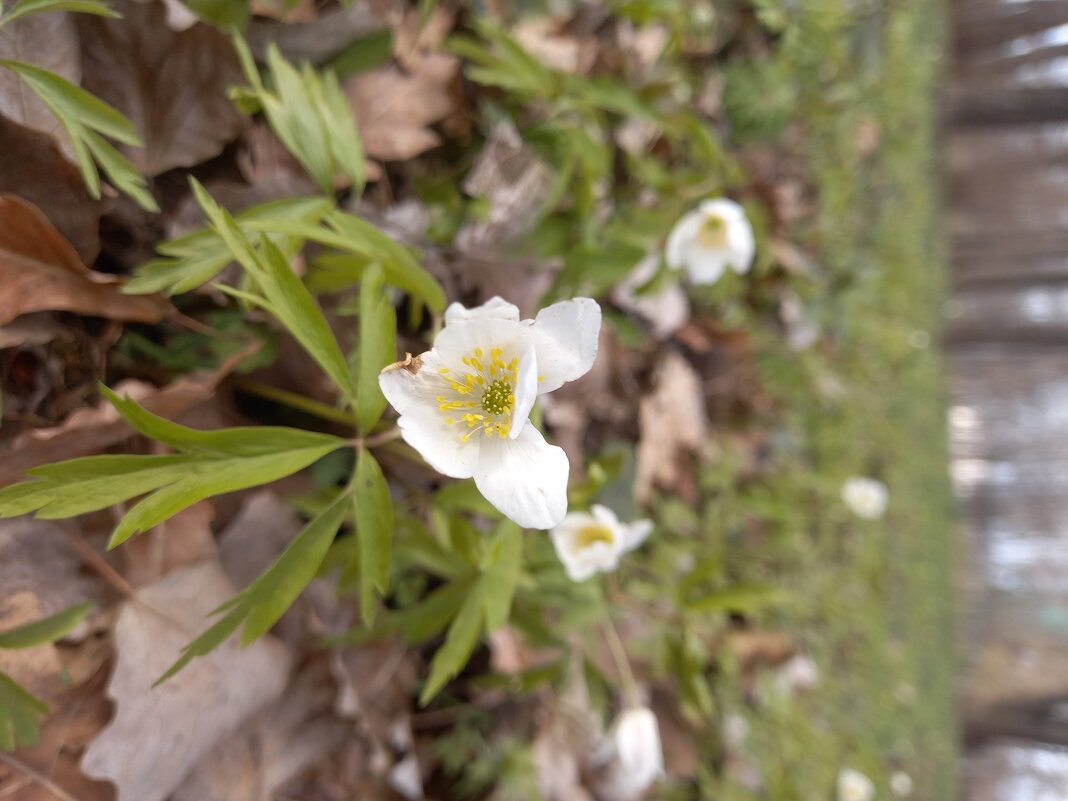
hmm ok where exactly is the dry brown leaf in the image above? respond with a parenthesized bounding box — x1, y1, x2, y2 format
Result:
(122, 501, 219, 587)
(173, 659, 350, 801)
(0, 194, 163, 326)
(513, 18, 597, 74)
(634, 351, 710, 503)
(245, 3, 386, 66)
(456, 121, 555, 254)
(218, 491, 301, 589)
(346, 58, 457, 161)
(75, 0, 248, 176)
(1, 667, 117, 801)
(81, 560, 291, 801)
(0, 518, 105, 618)
(0, 347, 248, 487)
(0, 115, 101, 263)
(0, 12, 79, 161)
(0, 591, 65, 698)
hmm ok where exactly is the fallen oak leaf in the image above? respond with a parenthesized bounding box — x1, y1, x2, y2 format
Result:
(75, 0, 248, 177)
(80, 561, 291, 801)
(0, 194, 163, 326)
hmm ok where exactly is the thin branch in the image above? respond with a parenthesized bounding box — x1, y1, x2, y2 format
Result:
(0, 752, 85, 801)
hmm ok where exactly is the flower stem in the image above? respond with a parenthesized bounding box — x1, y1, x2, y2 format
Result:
(231, 378, 358, 426)
(601, 615, 640, 708)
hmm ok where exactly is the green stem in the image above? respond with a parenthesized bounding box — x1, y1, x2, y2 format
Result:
(231, 378, 357, 426)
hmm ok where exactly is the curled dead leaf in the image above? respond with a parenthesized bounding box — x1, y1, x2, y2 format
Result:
(0, 194, 164, 326)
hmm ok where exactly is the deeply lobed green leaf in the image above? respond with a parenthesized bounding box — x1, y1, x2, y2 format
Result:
(0, 602, 94, 650)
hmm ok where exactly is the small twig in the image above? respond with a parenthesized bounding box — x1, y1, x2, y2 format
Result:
(601, 616, 641, 708)
(62, 530, 136, 599)
(167, 309, 247, 341)
(0, 752, 85, 801)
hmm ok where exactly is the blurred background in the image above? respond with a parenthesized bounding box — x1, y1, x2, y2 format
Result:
(952, 1, 1068, 797)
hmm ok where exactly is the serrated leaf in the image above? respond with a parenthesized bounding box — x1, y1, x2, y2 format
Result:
(419, 582, 485, 705)
(355, 263, 396, 433)
(0, 602, 93, 650)
(159, 492, 348, 681)
(0, 58, 155, 210)
(233, 35, 364, 194)
(0, 672, 49, 751)
(101, 386, 341, 457)
(353, 449, 392, 624)
(107, 446, 339, 547)
(244, 210, 445, 312)
(125, 196, 332, 295)
(188, 181, 355, 401)
(0, 454, 195, 519)
(0, 0, 119, 25)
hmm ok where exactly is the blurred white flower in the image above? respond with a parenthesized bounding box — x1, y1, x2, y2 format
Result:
(773, 653, 821, 695)
(598, 706, 665, 800)
(379, 296, 600, 529)
(838, 768, 875, 801)
(841, 477, 888, 520)
(890, 771, 913, 797)
(666, 198, 755, 285)
(550, 505, 652, 582)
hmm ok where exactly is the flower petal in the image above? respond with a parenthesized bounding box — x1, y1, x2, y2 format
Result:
(444, 296, 520, 326)
(622, 519, 654, 552)
(665, 209, 705, 270)
(684, 246, 729, 285)
(379, 354, 479, 478)
(726, 216, 755, 275)
(509, 346, 539, 439)
(475, 424, 569, 529)
(529, 298, 601, 393)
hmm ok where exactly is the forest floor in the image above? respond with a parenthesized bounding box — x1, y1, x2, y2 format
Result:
(0, 0, 956, 799)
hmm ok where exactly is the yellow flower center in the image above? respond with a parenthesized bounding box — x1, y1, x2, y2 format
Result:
(695, 213, 729, 249)
(436, 346, 540, 442)
(576, 524, 615, 548)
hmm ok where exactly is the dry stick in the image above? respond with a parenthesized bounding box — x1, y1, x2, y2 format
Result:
(601, 616, 641, 709)
(0, 752, 85, 801)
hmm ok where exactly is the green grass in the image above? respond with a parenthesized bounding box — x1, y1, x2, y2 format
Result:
(701, 1, 956, 799)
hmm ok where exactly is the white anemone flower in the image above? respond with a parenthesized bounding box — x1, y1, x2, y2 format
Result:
(379, 296, 600, 529)
(890, 771, 913, 797)
(841, 477, 889, 520)
(549, 505, 652, 582)
(598, 706, 665, 800)
(666, 198, 755, 285)
(837, 768, 875, 801)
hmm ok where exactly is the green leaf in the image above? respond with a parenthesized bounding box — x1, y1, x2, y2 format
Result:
(480, 520, 521, 632)
(159, 492, 348, 681)
(683, 584, 786, 613)
(233, 35, 364, 194)
(420, 582, 485, 705)
(0, 59, 155, 211)
(353, 449, 393, 624)
(0, 389, 347, 547)
(125, 196, 332, 295)
(101, 386, 341, 457)
(0, 455, 196, 519)
(354, 264, 396, 433)
(182, 0, 248, 30)
(0, 0, 119, 25)
(244, 210, 446, 312)
(0, 602, 93, 650)
(188, 181, 354, 401)
(107, 446, 339, 547)
(0, 672, 49, 751)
